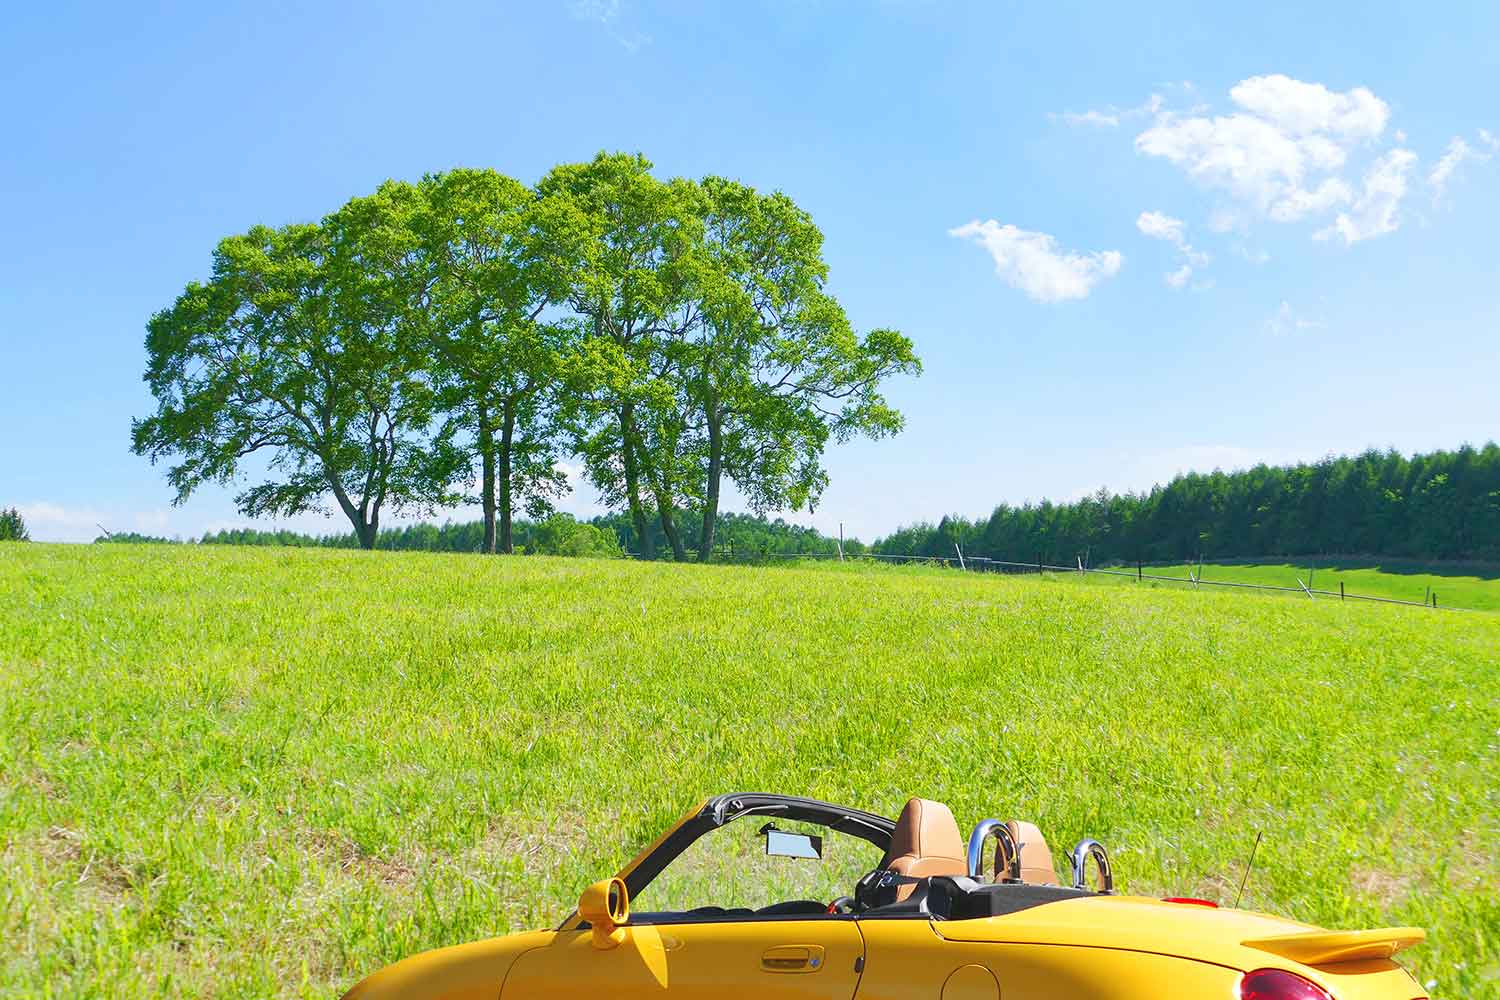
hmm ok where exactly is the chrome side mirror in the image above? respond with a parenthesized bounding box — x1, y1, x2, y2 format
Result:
(967, 819, 1021, 882)
(1070, 839, 1113, 894)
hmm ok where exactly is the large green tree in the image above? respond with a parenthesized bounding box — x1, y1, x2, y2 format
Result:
(132, 189, 451, 549)
(685, 176, 920, 559)
(539, 153, 703, 560)
(415, 168, 581, 553)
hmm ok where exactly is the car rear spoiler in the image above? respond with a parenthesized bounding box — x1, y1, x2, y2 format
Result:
(1242, 927, 1425, 966)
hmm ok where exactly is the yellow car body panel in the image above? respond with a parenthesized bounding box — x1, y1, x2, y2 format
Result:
(1244, 927, 1428, 965)
(339, 931, 554, 1000)
(504, 919, 864, 998)
(857, 919, 1240, 1000)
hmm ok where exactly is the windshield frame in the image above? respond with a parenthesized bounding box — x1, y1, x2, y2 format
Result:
(556, 793, 895, 930)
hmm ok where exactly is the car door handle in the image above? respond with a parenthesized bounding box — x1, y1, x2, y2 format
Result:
(761, 945, 826, 973)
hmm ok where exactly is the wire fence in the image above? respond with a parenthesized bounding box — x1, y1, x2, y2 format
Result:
(676, 548, 1475, 613)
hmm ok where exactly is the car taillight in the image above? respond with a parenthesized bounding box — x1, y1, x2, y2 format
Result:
(1239, 969, 1334, 1000)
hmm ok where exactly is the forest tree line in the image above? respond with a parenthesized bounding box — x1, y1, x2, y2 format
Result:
(873, 444, 1500, 564)
(132, 153, 919, 555)
(95, 508, 855, 558)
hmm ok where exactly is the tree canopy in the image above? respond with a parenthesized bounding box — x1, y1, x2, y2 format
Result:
(132, 191, 454, 548)
(136, 154, 918, 552)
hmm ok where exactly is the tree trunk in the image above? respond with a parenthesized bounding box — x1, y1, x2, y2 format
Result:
(655, 487, 687, 561)
(326, 466, 378, 549)
(499, 401, 516, 554)
(698, 405, 723, 562)
(477, 402, 497, 554)
(640, 421, 686, 561)
(619, 403, 656, 560)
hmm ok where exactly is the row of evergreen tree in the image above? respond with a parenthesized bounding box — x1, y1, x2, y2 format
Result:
(872, 444, 1500, 564)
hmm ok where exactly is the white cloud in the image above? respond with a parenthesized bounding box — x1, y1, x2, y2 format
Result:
(1055, 94, 1163, 129)
(1136, 210, 1185, 243)
(1061, 109, 1119, 128)
(1129, 75, 1436, 244)
(1428, 136, 1488, 203)
(1316, 148, 1417, 244)
(1480, 128, 1499, 151)
(1137, 109, 1357, 220)
(1228, 74, 1388, 139)
(1266, 176, 1354, 221)
(1264, 300, 1324, 336)
(950, 220, 1122, 303)
(1136, 211, 1210, 287)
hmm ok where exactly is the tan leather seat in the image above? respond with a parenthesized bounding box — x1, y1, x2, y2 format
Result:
(994, 819, 1060, 885)
(881, 798, 968, 900)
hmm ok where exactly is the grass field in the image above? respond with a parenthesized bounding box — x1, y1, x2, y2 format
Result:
(1088, 557, 1500, 612)
(2, 543, 1497, 999)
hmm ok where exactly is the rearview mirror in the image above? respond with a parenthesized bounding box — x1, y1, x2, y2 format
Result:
(579, 877, 629, 949)
(765, 828, 823, 859)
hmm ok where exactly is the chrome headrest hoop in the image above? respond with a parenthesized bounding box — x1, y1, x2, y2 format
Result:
(966, 819, 1021, 882)
(1070, 838, 1114, 894)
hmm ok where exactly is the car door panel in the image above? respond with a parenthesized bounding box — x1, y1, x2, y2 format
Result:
(503, 919, 863, 999)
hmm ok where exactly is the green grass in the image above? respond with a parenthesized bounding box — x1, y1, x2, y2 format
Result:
(1089, 558, 1500, 611)
(2, 543, 1496, 999)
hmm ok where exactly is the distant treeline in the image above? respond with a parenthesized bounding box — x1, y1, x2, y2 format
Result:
(873, 444, 1500, 564)
(97, 510, 858, 558)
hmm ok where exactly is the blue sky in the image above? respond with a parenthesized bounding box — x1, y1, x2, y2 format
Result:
(3, 1, 1498, 543)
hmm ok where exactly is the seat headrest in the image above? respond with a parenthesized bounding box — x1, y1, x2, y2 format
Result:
(881, 798, 967, 899)
(994, 819, 1060, 886)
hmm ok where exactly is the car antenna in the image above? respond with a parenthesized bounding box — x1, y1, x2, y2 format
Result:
(1233, 831, 1263, 909)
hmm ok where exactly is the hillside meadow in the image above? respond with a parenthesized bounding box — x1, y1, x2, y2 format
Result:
(1, 543, 1496, 998)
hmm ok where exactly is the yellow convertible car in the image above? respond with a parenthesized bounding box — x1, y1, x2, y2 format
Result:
(342, 793, 1427, 999)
